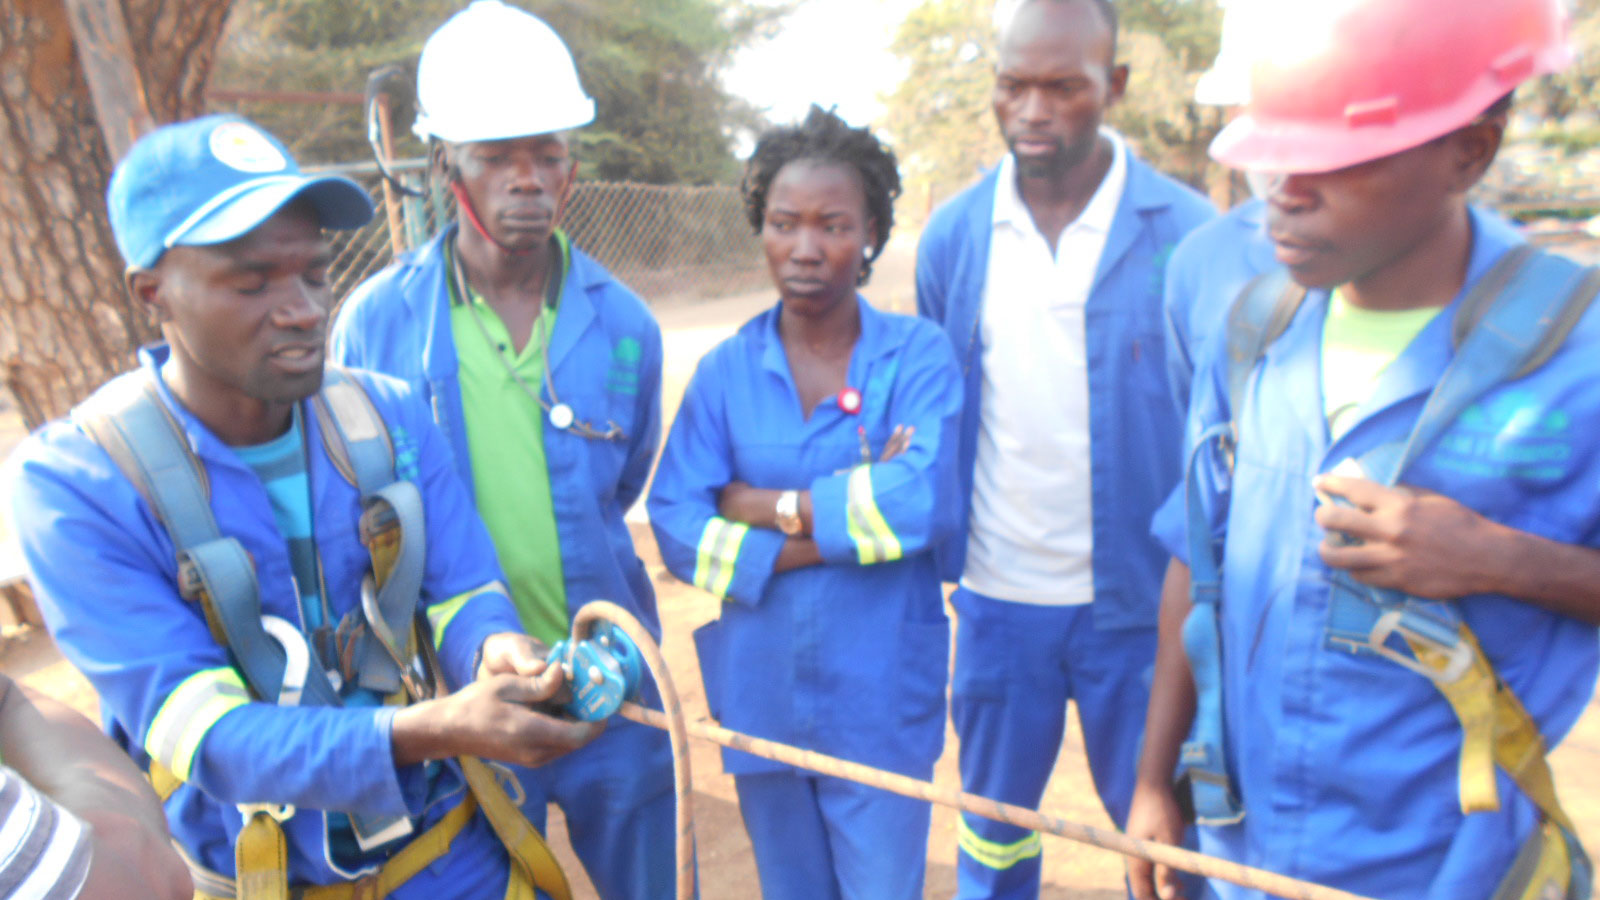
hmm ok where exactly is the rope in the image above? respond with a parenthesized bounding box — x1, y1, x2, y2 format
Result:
(569, 601, 1379, 900)
(570, 603, 696, 899)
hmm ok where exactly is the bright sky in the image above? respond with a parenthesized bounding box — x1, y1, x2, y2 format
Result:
(724, 0, 924, 131)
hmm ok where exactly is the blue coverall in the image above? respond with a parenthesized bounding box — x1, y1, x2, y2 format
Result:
(330, 224, 674, 900)
(1153, 207, 1600, 899)
(917, 147, 1215, 898)
(647, 298, 962, 900)
(8, 348, 529, 896)
(1160, 196, 1273, 417)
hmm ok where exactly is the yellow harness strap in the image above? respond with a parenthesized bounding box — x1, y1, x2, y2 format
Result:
(236, 809, 290, 900)
(1405, 627, 1582, 900)
(296, 791, 479, 900)
(179, 758, 564, 900)
(151, 760, 183, 803)
(459, 756, 572, 900)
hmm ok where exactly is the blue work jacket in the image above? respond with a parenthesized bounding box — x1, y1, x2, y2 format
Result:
(331, 225, 665, 638)
(647, 298, 963, 778)
(8, 347, 525, 894)
(916, 149, 1215, 629)
(1156, 208, 1600, 899)
(1161, 197, 1275, 417)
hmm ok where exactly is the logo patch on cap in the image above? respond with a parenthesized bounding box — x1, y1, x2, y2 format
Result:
(208, 122, 288, 174)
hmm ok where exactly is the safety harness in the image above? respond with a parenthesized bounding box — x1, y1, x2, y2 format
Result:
(1179, 245, 1600, 900)
(72, 366, 571, 900)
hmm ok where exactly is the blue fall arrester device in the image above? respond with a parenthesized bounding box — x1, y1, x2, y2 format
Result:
(1180, 244, 1600, 900)
(549, 621, 643, 722)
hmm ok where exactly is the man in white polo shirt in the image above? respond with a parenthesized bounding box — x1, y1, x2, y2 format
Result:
(916, 0, 1214, 895)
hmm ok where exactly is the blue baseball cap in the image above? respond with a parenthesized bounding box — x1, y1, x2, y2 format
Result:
(107, 114, 375, 269)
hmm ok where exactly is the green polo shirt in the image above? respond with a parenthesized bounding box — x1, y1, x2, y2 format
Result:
(448, 233, 570, 645)
(1322, 288, 1444, 440)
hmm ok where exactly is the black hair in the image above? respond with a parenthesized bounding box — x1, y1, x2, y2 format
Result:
(1008, 0, 1120, 67)
(742, 105, 902, 286)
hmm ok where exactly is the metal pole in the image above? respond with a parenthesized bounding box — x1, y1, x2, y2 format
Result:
(375, 94, 409, 257)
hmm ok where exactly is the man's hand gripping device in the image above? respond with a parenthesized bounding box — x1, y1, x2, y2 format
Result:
(548, 622, 643, 721)
(1315, 459, 1473, 683)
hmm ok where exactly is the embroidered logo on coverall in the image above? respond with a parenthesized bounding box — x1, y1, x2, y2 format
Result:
(391, 427, 421, 481)
(1435, 390, 1572, 480)
(606, 337, 641, 395)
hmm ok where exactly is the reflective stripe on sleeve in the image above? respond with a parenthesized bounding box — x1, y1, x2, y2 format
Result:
(144, 667, 249, 782)
(693, 517, 749, 599)
(845, 465, 903, 565)
(957, 815, 1042, 871)
(427, 580, 509, 650)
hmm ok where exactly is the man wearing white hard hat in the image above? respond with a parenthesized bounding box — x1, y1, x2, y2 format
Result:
(1133, 0, 1600, 898)
(331, 5, 675, 898)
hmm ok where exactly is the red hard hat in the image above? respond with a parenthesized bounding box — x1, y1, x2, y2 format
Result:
(1211, 0, 1572, 174)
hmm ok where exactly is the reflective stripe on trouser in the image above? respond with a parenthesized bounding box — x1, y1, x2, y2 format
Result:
(957, 816, 1040, 871)
(693, 517, 748, 598)
(844, 466, 902, 564)
(949, 588, 1158, 900)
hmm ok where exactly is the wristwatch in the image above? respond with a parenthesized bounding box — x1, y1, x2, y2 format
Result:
(774, 490, 803, 536)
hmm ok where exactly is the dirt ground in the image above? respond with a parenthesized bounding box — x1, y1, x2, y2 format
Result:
(2, 237, 1598, 898)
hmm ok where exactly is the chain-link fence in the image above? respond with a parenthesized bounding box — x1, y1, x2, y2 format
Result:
(315, 160, 768, 306)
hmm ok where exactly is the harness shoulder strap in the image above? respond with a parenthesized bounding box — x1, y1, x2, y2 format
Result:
(312, 367, 395, 496)
(1171, 270, 1305, 826)
(1382, 245, 1600, 484)
(73, 376, 335, 706)
(75, 377, 217, 550)
(1223, 268, 1307, 420)
(312, 368, 428, 700)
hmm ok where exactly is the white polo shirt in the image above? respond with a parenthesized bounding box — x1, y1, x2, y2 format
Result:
(960, 130, 1128, 605)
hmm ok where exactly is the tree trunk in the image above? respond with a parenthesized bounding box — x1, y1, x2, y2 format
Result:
(0, 0, 232, 430)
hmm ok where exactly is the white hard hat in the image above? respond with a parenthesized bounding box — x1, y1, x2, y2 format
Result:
(1194, 0, 1263, 107)
(413, 0, 596, 143)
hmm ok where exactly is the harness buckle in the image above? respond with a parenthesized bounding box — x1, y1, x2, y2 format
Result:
(359, 578, 431, 701)
(239, 801, 296, 823)
(1215, 423, 1237, 472)
(1366, 609, 1475, 684)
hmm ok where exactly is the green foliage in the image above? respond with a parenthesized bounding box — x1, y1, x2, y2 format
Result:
(883, 0, 1005, 214)
(883, 0, 1225, 219)
(1525, 0, 1600, 121)
(210, 0, 787, 183)
(1532, 122, 1600, 156)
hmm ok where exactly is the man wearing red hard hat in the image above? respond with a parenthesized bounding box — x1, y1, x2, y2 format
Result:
(1133, 1, 1600, 899)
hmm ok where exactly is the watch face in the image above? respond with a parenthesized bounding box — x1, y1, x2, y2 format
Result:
(776, 491, 801, 535)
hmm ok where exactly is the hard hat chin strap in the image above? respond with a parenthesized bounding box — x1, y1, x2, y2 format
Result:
(445, 158, 579, 258)
(449, 179, 532, 256)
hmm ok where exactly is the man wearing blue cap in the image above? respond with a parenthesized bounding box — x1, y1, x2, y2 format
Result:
(8, 113, 599, 899)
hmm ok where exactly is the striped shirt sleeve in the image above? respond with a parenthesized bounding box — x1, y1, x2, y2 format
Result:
(0, 766, 92, 900)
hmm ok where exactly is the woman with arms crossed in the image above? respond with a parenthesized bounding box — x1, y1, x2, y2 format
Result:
(648, 106, 963, 900)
